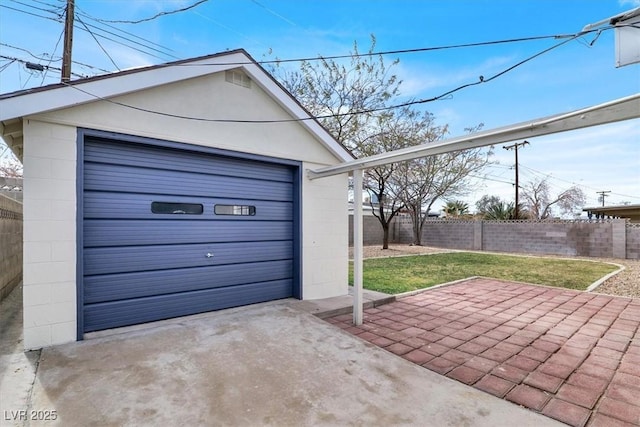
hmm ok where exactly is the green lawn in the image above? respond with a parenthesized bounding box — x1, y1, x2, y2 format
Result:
(348, 252, 618, 294)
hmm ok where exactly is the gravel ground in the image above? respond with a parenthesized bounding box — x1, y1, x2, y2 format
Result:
(349, 244, 640, 299)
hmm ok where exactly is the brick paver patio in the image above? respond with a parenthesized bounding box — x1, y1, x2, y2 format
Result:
(327, 278, 640, 427)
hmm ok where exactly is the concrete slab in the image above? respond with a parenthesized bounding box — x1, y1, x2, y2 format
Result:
(292, 288, 395, 318)
(0, 284, 40, 427)
(14, 302, 561, 426)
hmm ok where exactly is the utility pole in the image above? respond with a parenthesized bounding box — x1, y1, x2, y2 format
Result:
(61, 0, 74, 82)
(597, 190, 611, 207)
(503, 140, 529, 219)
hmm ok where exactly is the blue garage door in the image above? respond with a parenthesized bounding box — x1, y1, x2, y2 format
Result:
(81, 136, 299, 333)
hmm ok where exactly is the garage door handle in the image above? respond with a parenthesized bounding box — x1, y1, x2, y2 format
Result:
(206, 253, 214, 258)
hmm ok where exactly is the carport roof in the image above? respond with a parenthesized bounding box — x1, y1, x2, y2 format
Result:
(584, 204, 640, 222)
(0, 49, 354, 163)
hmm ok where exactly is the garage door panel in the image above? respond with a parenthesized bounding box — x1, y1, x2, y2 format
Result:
(83, 279, 293, 332)
(84, 163, 293, 201)
(82, 136, 298, 333)
(84, 192, 293, 221)
(84, 140, 294, 183)
(84, 260, 293, 303)
(84, 219, 292, 247)
(84, 241, 293, 275)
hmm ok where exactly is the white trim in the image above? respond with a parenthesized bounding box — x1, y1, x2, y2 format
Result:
(308, 93, 640, 179)
(352, 170, 364, 326)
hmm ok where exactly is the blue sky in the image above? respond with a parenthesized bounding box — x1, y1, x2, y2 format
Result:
(1, 0, 639, 211)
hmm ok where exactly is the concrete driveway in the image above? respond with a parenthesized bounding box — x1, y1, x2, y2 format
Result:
(0, 285, 562, 427)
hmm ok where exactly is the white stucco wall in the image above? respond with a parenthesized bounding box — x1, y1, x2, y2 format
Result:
(20, 71, 348, 349)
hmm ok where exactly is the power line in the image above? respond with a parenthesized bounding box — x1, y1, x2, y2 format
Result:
(0, 55, 85, 78)
(4, 0, 620, 68)
(8, 0, 63, 16)
(91, 0, 208, 24)
(175, 33, 596, 68)
(0, 44, 111, 75)
(70, 59, 110, 74)
(0, 2, 611, 76)
(75, 7, 175, 53)
(29, 0, 64, 8)
(1, 4, 177, 62)
(76, 15, 120, 71)
(191, 10, 266, 48)
(40, 27, 65, 84)
(71, 22, 176, 61)
(519, 163, 640, 201)
(58, 34, 580, 123)
(0, 3, 63, 22)
(78, 8, 178, 59)
(0, 59, 17, 73)
(0, 42, 62, 62)
(250, 0, 297, 26)
(469, 173, 514, 185)
(5, 2, 615, 71)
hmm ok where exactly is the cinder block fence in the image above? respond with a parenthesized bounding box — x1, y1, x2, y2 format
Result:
(352, 214, 639, 260)
(0, 193, 23, 301)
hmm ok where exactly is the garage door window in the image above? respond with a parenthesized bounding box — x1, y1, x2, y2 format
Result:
(214, 204, 256, 216)
(151, 202, 203, 215)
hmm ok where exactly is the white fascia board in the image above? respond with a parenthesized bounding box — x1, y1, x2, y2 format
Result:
(0, 52, 251, 122)
(308, 93, 640, 179)
(240, 62, 353, 163)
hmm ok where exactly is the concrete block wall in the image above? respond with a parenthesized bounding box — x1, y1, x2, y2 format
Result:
(22, 120, 78, 350)
(627, 224, 640, 260)
(348, 214, 400, 245)
(0, 193, 22, 301)
(386, 218, 633, 259)
(422, 220, 477, 250)
(395, 215, 414, 243)
(482, 221, 615, 257)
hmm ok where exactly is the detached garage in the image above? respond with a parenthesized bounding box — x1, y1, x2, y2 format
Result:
(0, 49, 352, 349)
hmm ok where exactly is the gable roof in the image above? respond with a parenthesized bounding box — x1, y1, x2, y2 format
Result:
(0, 49, 354, 162)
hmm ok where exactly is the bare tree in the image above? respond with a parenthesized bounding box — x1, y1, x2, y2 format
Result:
(360, 108, 445, 248)
(521, 178, 586, 219)
(475, 194, 502, 217)
(269, 35, 400, 149)
(0, 141, 22, 177)
(398, 145, 492, 244)
(270, 37, 490, 248)
(271, 36, 411, 249)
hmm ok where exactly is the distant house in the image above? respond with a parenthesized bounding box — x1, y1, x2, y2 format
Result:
(584, 204, 640, 223)
(0, 49, 354, 349)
